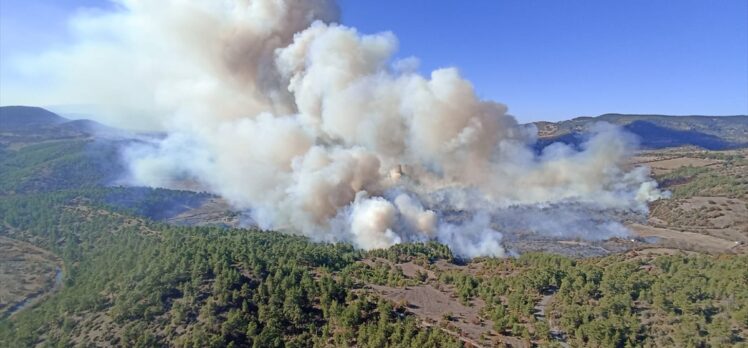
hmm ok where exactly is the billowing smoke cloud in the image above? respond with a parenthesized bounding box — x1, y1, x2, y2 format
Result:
(15, 0, 668, 258)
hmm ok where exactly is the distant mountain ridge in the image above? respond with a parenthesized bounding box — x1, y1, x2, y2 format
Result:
(0, 106, 67, 131)
(0, 106, 114, 144)
(3, 106, 747, 150)
(534, 113, 748, 150)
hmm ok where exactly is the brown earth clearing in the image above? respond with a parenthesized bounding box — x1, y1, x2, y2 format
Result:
(0, 236, 62, 318)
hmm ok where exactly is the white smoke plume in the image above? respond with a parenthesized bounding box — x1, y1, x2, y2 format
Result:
(13, 0, 668, 258)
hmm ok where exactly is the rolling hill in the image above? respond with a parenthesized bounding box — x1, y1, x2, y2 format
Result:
(534, 114, 748, 150)
(0, 106, 66, 131)
(1, 106, 747, 347)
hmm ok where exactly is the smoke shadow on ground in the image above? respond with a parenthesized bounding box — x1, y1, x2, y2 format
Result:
(103, 187, 210, 221)
(535, 121, 746, 151)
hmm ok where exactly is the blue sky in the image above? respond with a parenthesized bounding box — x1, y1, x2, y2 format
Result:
(1, 0, 746, 122)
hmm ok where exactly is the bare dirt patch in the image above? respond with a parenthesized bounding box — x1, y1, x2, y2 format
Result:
(368, 284, 496, 346)
(629, 147, 748, 254)
(0, 236, 62, 317)
(628, 223, 738, 253)
(650, 197, 748, 243)
(398, 261, 436, 280)
(639, 157, 721, 175)
(165, 198, 240, 227)
(627, 248, 698, 257)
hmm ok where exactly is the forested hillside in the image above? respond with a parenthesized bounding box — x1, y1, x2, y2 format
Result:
(0, 192, 462, 347)
(1, 107, 747, 347)
(1, 189, 746, 347)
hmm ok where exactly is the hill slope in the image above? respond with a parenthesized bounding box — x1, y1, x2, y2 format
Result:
(1, 106, 747, 347)
(535, 114, 748, 150)
(0, 106, 119, 146)
(0, 106, 67, 131)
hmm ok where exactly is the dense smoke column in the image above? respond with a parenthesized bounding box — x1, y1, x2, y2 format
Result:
(15, 0, 668, 257)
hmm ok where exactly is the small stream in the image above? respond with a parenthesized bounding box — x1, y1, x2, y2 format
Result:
(3, 267, 63, 318)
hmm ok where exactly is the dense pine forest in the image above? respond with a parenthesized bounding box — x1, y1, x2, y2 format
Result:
(1, 111, 747, 347)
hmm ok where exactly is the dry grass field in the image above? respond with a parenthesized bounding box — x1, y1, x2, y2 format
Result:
(0, 236, 61, 318)
(626, 147, 748, 254)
